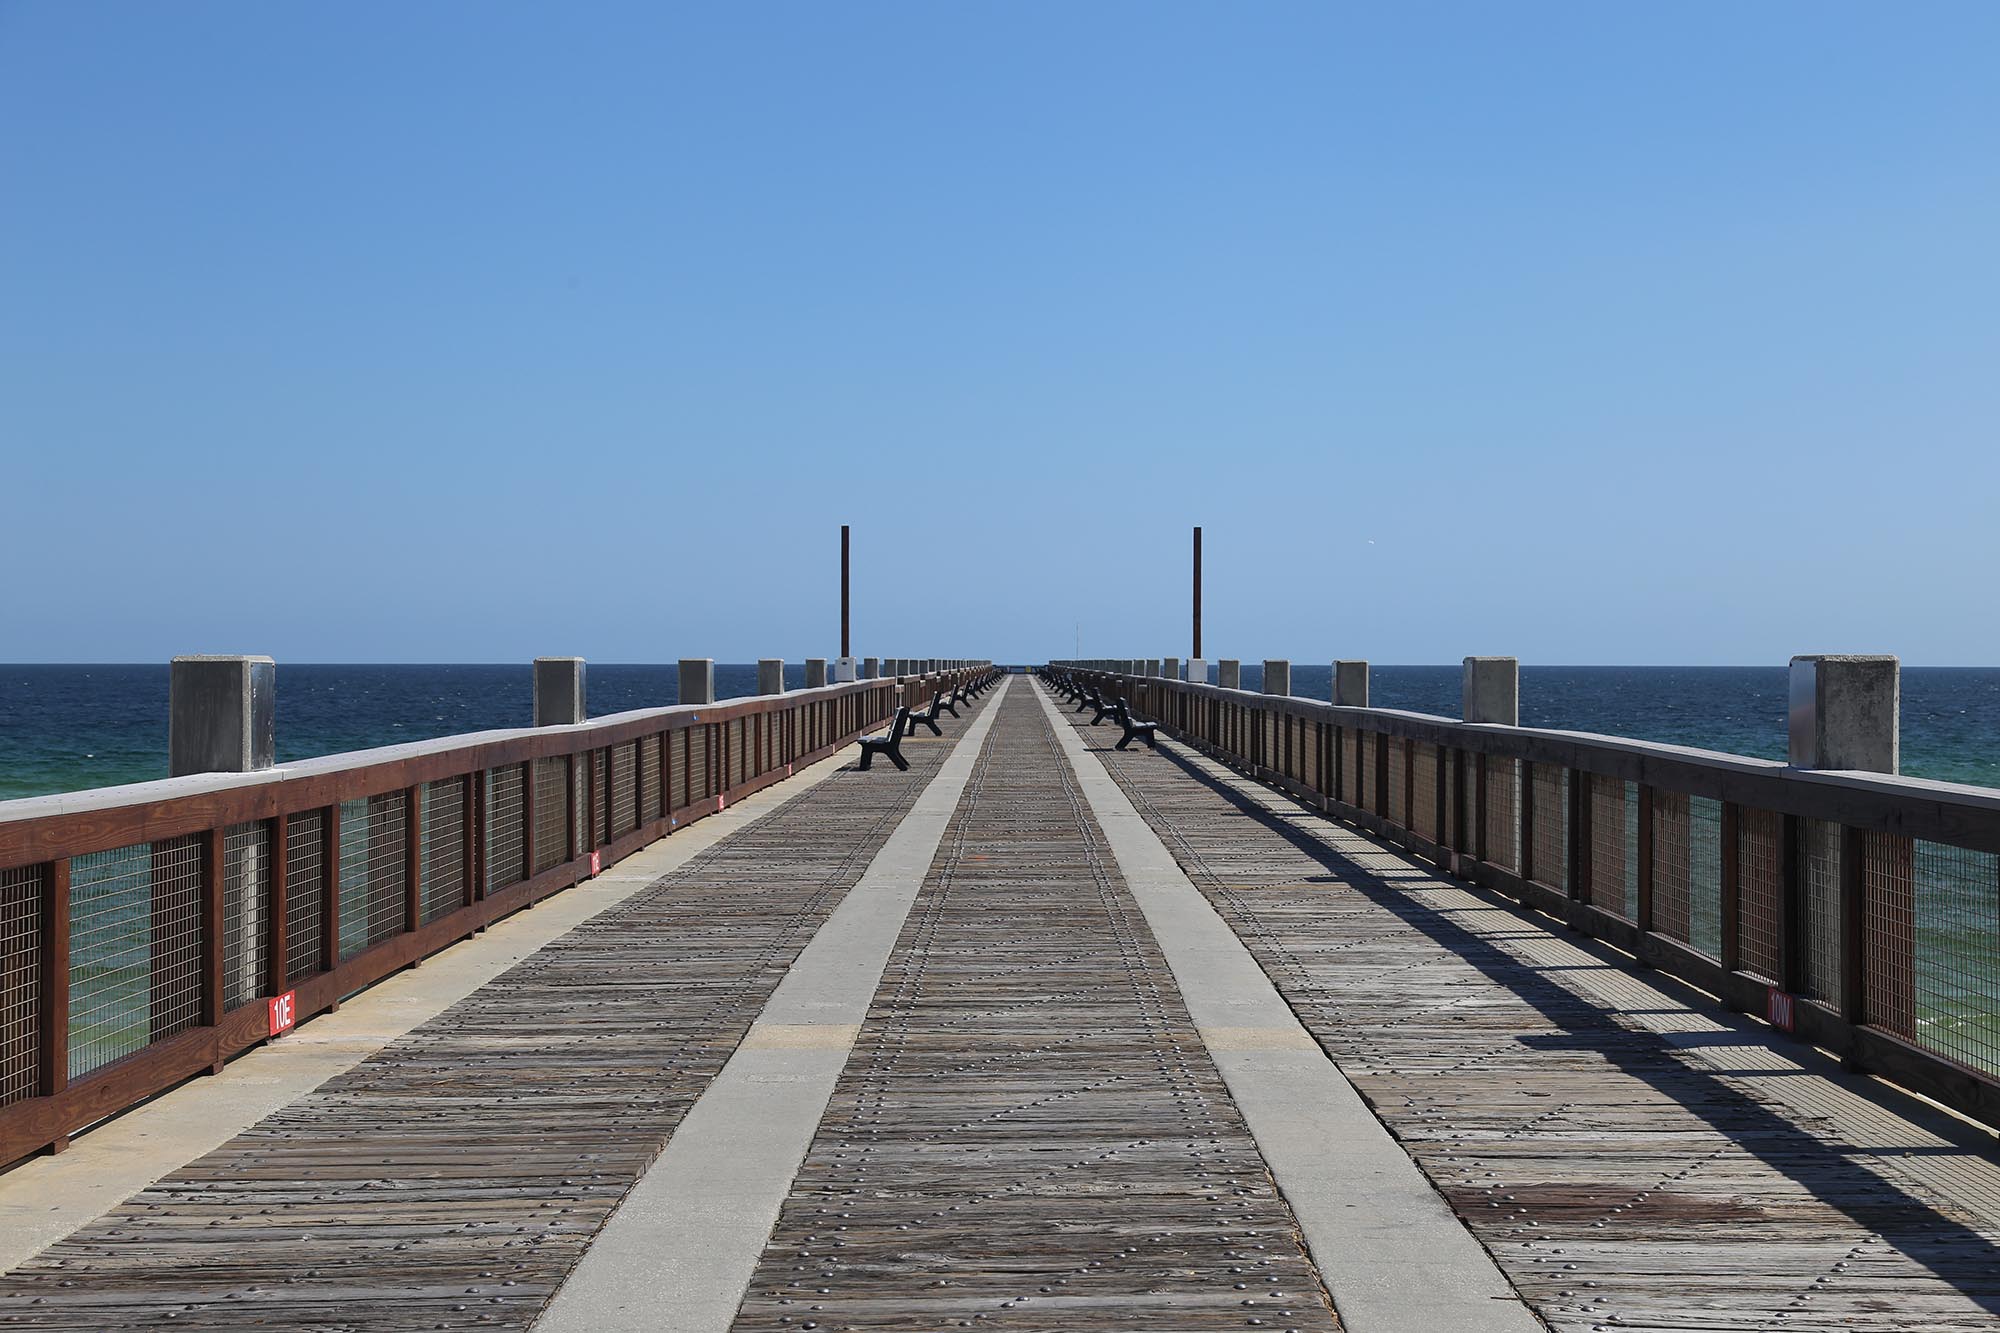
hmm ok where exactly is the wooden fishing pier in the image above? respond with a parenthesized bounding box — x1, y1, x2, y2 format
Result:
(0, 657, 1997, 1331)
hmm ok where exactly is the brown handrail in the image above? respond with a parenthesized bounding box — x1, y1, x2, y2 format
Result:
(1053, 667, 2000, 1132)
(0, 667, 995, 1166)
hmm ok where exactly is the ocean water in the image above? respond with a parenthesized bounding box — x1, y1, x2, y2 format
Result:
(0, 663, 804, 800)
(4, 664, 2000, 801)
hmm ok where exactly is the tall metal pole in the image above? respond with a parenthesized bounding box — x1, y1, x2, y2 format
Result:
(841, 524, 851, 660)
(1192, 526, 1203, 660)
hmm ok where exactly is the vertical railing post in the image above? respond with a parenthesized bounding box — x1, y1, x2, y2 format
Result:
(1567, 768, 1589, 920)
(267, 815, 290, 995)
(40, 858, 70, 1153)
(1720, 802, 1742, 983)
(464, 773, 481, 910)
(1788, 653, 1899, 1056)
(403, 786, 422, 935)
(201, 826, 225, 1067)
(320, 805, 341, 989)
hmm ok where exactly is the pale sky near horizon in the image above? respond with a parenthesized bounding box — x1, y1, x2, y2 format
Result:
(5, 4, 1997, 666)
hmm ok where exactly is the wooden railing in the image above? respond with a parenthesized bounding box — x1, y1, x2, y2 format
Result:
(0, 667, 990, 1165)
(1054, 667, 2000, 1132)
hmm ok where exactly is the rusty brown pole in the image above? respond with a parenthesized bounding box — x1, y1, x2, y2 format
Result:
(840, 524, 851, 660)
(1192, 525, 1202, 660)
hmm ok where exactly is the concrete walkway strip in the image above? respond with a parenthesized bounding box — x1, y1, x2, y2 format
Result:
(535, 676, 1011, 1333)
(0, 740, 862, 1276)
(1033, 682, 1543, 1333)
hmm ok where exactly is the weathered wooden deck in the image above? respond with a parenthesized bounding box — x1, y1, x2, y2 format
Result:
(1, 676, 1997, 1332)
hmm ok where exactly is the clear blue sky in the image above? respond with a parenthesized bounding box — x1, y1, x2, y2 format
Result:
(5, 4, 1996, 666)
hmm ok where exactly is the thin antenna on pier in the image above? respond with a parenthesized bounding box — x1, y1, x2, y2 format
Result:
(1192, 526, 1203, 660)
(841, 524, 851, 660)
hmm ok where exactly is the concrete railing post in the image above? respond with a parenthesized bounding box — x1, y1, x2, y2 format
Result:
(862, 656, 879, 680)
(679, 658, 715, 706)
(758, 659, 785, 695)
(806, 658, 828, 689)
(1185, 658, 1207, 685)
(1262, 659, 1291, 696)
(1462, 657, 1519, 725)
(1217, 660, 1241, 690)
(532, 656, 586, 727)
(1163, 657, 1181, 681)
(169, 655, 276, 777)
(1334, 660, 1369, 708)
(1789, 655, 1899, 772)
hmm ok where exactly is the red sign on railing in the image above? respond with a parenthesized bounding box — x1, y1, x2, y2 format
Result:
(269, 990, 297, 1037)
(589, 850, 602, 877)
(1767, 986, 1796, 1033)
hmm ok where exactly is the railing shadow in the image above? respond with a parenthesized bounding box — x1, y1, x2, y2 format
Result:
(1103, 726, 2000, 1317)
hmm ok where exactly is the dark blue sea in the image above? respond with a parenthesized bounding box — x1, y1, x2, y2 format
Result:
(4, 664, 2000, 800)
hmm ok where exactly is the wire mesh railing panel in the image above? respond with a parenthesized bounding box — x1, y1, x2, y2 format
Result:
(640, 734, 663, 822)
(1411, 743, 1438, 842)
(221, 822, 269, 1012)
(668, 732, 687, 811)
(284, 810, 324, 984)
(1736, 807, 1784, 983)
(1530, 763, 1569, 893)
(691, 728, 711, 803)
(1341, 729, 1359, 806)
(1589, 776, 1637, 918)
(0, 865, 42, 1108)
(1687, 796, 1723, 958)
(1910, 839, 2000, 1076)
(1386, 739, 1407, 827)
(729, 720, 747, 789)
(533, 758, 567, 874)
(338, 793, 407, 960)
(612, 741, 638, 837)
(1862, 830, 1916, 1039)
(420, 778, 466, 924)
(1800, 817, 1842, 1006)
(1485, 758, 1520, 874)
(1651, 790, 1691, 942)
(484, 764, 526, 894)
(588, 750, 606, 848)
(69, 835, 202, 1080)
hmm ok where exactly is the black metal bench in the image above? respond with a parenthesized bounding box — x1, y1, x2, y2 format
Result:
(909, 691, 946, 736)
(937, 688, 961, 719)
(1089, 693, 1116, 726)
(1111, 700, 1160, 751)
(857, 707, 911, 771)
(1073, 688, 1099, 716)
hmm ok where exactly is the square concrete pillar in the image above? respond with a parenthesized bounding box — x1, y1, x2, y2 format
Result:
(1144, 659, 1161, 678)
(532, 657, 586, 727)
(1462, 657, 1518, 725)
(169, 655, 275, 777)
(679, 658, 715, 706)
(1217, 659, 1241, 690)
(862, 657, 879, 679)
(1185, 658, 1207, 685)
(1789, 654, 1899, 772)
(1334, 660, 1369, 708)
(758, 659, 786, 695)
(1262, 660, 1291, 696)
(834, 657, 858, 682)
(806, 658, 828, 688)
(1163, 657, 1181, 681)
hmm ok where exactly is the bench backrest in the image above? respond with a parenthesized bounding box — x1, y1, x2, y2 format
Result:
(888, 705, 911, 740)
